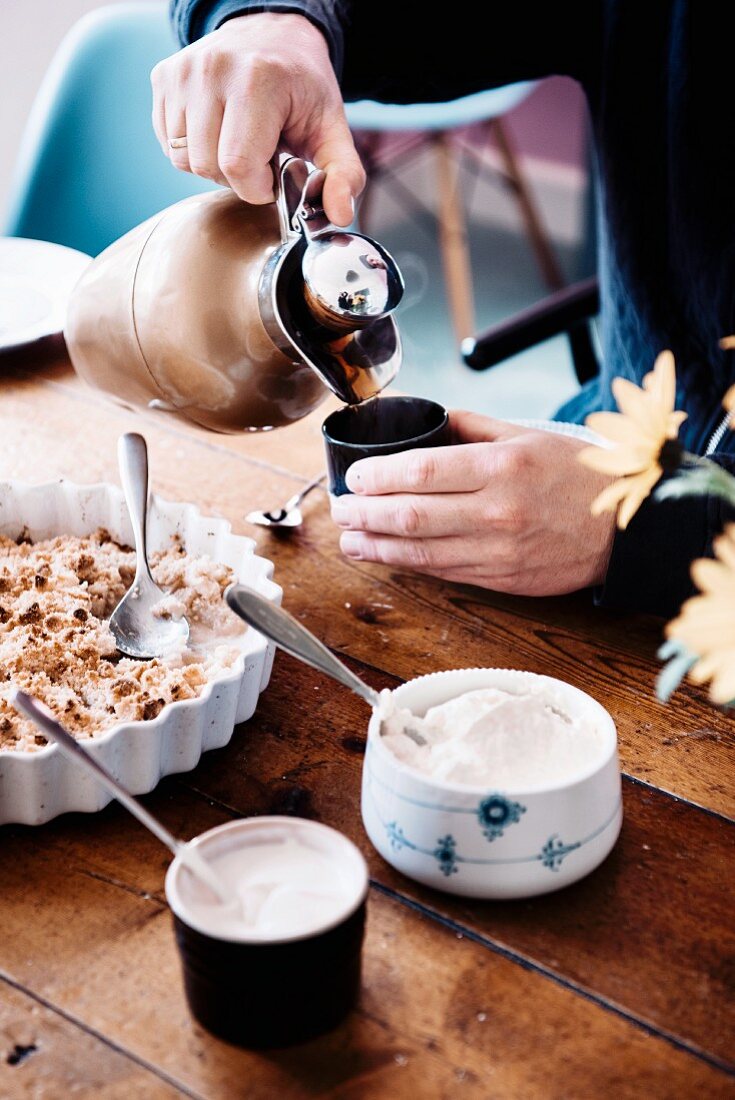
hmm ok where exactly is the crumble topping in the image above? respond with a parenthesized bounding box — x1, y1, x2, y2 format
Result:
(0, 529, 245, 751)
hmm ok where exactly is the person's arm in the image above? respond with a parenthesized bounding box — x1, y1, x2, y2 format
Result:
(171, 1, 600, 94)
(161, 2, 600, 223)
(170, 2, 346, 76)
(156, 8, 362, 224)
(597, 454, 735, 617)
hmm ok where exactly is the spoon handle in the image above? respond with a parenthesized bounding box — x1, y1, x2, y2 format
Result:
(118, 433, 152, 582)
(11, 690, 180, 858)
(283, 472, 326, 512)
(225, 584, 381, 710)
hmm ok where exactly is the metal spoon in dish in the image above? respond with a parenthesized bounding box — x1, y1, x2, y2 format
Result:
(224, 583, 427, 746)
(10, 690, 231, 903)
(109, 433, 189, 659)
(246, 472, 326, 529)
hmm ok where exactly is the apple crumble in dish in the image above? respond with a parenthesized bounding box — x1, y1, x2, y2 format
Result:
(0, 529, 245, 751)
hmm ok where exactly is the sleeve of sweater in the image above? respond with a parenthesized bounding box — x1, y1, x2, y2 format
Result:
(169, 1, 348, 74)
(169, 0, 602, 94)
(596, 453, 735, 618)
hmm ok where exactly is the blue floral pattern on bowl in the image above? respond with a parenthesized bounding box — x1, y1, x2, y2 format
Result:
(540, 835, 582, 871)
(433, 836, 458, 877)
(477, 794, 526, 841)
(378, 798, 620, 878)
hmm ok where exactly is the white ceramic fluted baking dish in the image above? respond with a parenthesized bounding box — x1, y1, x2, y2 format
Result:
(0, 479, 281, 825)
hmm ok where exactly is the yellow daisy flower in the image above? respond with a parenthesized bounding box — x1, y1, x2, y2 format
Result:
(578, 350, 687, 529)
(665, 524, 735, 704)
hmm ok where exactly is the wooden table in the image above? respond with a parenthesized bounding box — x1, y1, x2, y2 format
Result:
(0, 346, 733, 1099)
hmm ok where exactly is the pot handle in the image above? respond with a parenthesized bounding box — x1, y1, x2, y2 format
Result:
(273, 152, 309, 242)
(273, 152, 331, 243)
(294, 167, 330, 240)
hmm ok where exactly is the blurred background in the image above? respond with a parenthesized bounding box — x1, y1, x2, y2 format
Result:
(1, 0, 594, 418)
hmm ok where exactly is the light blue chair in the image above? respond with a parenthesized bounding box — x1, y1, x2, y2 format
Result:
(345, 88, 564, 344)
(3, 2, 216, 257)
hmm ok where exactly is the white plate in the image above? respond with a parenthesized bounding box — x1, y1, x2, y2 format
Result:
(0, 237, 91, 351)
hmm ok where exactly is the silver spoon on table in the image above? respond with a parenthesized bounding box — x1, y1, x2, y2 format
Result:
(224, 583, 426, 746)
(246, 473, 326, 529)
(109, 433, 189, 659)
(11, 690, 231, 902)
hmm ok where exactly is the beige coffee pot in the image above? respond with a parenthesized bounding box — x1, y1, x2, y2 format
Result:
(65, 156, 404, 432)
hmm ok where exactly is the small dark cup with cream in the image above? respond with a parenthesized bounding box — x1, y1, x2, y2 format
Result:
(322, 395, 451, 496)
(166, 816, 368, 1048)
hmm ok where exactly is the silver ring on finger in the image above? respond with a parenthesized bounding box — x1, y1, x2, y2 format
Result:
(168, 135, 188, 150)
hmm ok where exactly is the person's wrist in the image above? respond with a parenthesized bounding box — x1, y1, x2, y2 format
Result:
(216, 10, 330, 55)
(590, 515, 615, 587)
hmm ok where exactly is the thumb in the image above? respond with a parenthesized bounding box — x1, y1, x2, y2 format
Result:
(449, 409, 527, 444)
(312, 112, 366, 227)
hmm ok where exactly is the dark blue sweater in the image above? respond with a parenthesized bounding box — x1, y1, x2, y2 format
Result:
(171, 0, 735, 616)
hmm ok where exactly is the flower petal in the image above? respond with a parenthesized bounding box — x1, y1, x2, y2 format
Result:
(643, 350, 676, 411)
(674, 615, 735, 651)
(589, 477, 637, 516)
(688, 652, 719, 683)
(706, 658, 735, 705)
(665, 509, 735, 702)
(714, 526, 735, 569)
(616, 465, 662, 529)
(585, 412, 644, 447)
(665, 410, 688, 438)
(723, 382, 735, 409)
(612, 377, 663, 440)
(690, 558, 735, 598)
(578, 443, 652, 476)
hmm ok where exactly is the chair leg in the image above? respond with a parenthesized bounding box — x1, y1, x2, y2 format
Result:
(353, 131, 381, 234)
(490, 117, 565, 292)
(432, 131, 476, 344)
(356, 176, 377, 236)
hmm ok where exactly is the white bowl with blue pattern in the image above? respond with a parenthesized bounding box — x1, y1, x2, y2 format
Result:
(362, 668, 622, 899)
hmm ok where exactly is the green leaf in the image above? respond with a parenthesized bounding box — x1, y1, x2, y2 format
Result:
(656, 639, 698, 702)
(655, 462, 735, 507)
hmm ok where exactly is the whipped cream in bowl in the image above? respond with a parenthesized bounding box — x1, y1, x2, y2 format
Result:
(168, 817, 367, 943)
(364, 668, 622, 899)
(376, 683, 609, 790)
(166, 816, 368, 1048)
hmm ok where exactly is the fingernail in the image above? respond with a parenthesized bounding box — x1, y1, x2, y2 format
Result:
(340, 532, 364, 559)
(330, 498, 352, 527)
(345, 464, 366, 493)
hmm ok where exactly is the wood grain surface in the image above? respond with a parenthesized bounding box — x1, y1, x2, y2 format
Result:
(2, 364, 733, 816)
(0, 781, 731, 1100)
(181, 653, 735, 1067)
(0, 980, 180, 1098)
(0, 354, 732, 1098)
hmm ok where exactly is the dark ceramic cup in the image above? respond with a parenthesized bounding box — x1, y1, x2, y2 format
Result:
(165, 816, 368, 1049)
(322, 395, 451, 496)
